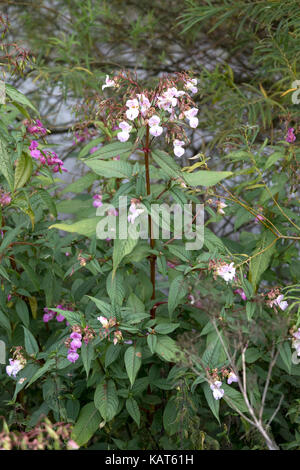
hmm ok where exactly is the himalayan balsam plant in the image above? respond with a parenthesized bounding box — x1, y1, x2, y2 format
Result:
(0, 70, 300, 450)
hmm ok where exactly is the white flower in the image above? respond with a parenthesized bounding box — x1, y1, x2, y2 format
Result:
(216, 262, 236, 282)
(149, 125, 163, 137)
(117, 121, 132, 142)
(274, 294, 288, 311)
(97, 316, 109, 329)
(227, 372, 238, 385)
(148, 115, 163, 136)
(210, 381, 224, 400)
(6, 359, 24, 378)
(293, 328, 300, 340)
(184, 78, 198, 94)
(126, 98, 139, 120)
(217, 201, 227, 215)
(137, 94, 151, 115)
(184, 107, 199, 128)
(292, 339, 300, 356)
(102, 75, 116, 90)
(128, 202, 145, 224)
(173, 139, 185, 157)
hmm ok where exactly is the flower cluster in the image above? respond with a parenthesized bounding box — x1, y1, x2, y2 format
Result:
(98, 315, 123, 345)
(93, 193, 103, 208)
(209, 368, 239, 400)
(29, 141, 67, 173)
(286, 127, 296, 143)
(26, 119, 47, 136)
(266, 289, 288, 311)
(209, 259, 236, 283)
(6, 347, 27, 378)
(43, 304, 73, 323)
(101, 72, 199, 157)
(0, 190, 11, 207)
(128, 199, 145, 224)
(65, 326, 82, 363)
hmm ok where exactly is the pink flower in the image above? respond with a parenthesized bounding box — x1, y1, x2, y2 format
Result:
(67, 439, 79, 450)
(6, 359, 24, 378)
(56, 314, 65, 322)
(216, 262, 236, 282)
(173, 139, 185, 157)
(27, 119, 47, 136)
(29, 140, 39, 151)
(67, 351, 79, 363)
(286, 127, 296, 143)
(184, 78, 198, 94)
(234, 288, 247, 301)
(7, 294, 12, 302)
(255, 214, 264, 223)
(0, 193, 11, 207)
(70, 332, 82, 340)
(93, 194, 103, 208)
(102, 74, 116, 90)
(137, 93, 151, 115)
(210, 381, 224, 400)
(184, 108, 199, 128)
(227, 372, 238, 385)
(126, 99, 139, 120)
(128, 201, 145, 224)
(70, 338, 82, 349)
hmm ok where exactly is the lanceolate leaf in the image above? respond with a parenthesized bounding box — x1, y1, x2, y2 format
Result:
(71, 402, 102, 446)
(124, 345, 142, 386)
(94, 379, 119, 421)
(182, 170, 232, 187)
(0, 137, 14, 190)
(14, 153, 33, 190)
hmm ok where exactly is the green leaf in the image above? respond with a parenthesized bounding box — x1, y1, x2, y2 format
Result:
(203, 382, 220, 424)
(16, 299, 30, 327)
(26, 359, 56, 387)
(163, 399, 180, 435)
(278, 342, 292, 374)
(202, 337, 223, 368)
(87, 296, 112, 317)
(106, 270, 125, 308)
(152, 149, 181, 178)
(94, 379, 119, 421)
(49, 217, 100, 237)
(0, 137, 14, 190)
(84, 159, 133, 178)
(5, 84, 38, 114)
(147, 334, 157, 354)
(0, 310, 11, 335)
(84, 141, 132, 160)
(23, 326, 39, 355)
(112, 236, 138, 276)
(61, 172, 98, 194)
(105, 343, 122, 368)
(124, 345, 142, 386)
(14, 153, 33, 190)
(81, 341, 94, 378)
(182, 170, 232, 187)
(72, 402, 102, 447)
(35, 188, 57, 217)
(154, 323, 180, 335)
(249, 231, 277, 289)
(126, 397, 140, 427)
(168, 275, 187, 318)
(223, 384, 248, 413)
(155, 335, 181, 362)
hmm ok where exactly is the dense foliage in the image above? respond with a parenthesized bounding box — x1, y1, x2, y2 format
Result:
(0, 0, 300, 451)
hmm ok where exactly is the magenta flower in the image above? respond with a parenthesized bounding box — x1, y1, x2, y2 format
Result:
(70, 332, 82, 340)
(27, 119, 47, 136)
(29, 140, 39, 151)
(234, 288, 247, 301)
(286, 127, 296, 143)
(93, 194, 103, 208)
(56, 314, 65, 322)
(67, 351, 79, 363)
